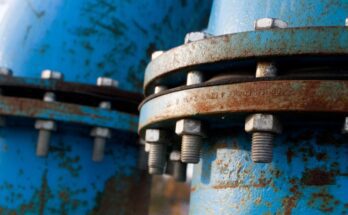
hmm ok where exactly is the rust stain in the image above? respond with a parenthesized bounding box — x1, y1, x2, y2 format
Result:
(90, 171, 151, 215)
(301, 168, 335, 186)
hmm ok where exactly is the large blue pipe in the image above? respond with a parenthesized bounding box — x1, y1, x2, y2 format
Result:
(190, 0, 348, 214)
(0, 0, 212, 214)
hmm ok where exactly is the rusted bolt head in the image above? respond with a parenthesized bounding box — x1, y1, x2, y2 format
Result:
(35, 120, 57, 131)
(245, 114, 282, 133)
(151, 51, 164, 60)
(175, 119, 203, 136)
(169, 150, 181, 161)
(254, 18, 288, 30)
(90, 127, 111, 138)
(41, 70, 64, 80)
(0, 68, 13, 76)
(343, 117, 348, 133)
(184, 32, 209, 44)
(97, 77, 118, 87)
(145, 129, 166, 143)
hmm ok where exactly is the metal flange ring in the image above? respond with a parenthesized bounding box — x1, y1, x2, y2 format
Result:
(139, 80, 348, 133)
(144, 26, 348, 94)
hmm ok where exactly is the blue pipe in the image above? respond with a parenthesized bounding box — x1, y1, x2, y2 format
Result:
(0, 0, 212, 214)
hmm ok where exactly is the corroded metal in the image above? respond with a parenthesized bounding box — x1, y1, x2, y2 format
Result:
(0, 75, 142, 115)
(144, 27, 348, 94)
(190, 129, 348, 214)
(139, 80, 348, 133)
(0, 95, 137, 131)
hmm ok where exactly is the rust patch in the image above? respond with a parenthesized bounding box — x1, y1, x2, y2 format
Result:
(301, 168, 335, 186)
(282, 196, 298, 215)
(90, 171, 151, 215)
(307, 189, 336, 213)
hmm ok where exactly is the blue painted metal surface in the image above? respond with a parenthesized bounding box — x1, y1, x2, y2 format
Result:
(207, 0, 348, 35)
(0, 0, 212, 214)
(189, 0, 348, 214)
(190, 129, 348, 214)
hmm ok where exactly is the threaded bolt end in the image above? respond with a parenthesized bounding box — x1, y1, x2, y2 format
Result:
(148, 143, 166, 175)
(92, 137, 106, 162)
(172, 161, 187, 182)
(36, 130, 51, 157)
(251, 132, 274, 163)
(181, 135, 202, 164)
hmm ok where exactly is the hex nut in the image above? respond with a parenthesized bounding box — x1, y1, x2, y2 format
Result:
(169, 150, 181, 161)
(175, 119, 203, 136)
(245, 114, 282, 133)
(97, 77, 118, 87)
(254, 18, 288, 30)
(184, 32, 209, 44)
(151, 51, 164, 60)
(145, 129, 166, 143)
(90, 127, 111, 138)
(35, 120, 57, 131)
(343, 117, 348, 133)
(0, 68, 13, 76)
(41, 70, 64, 80)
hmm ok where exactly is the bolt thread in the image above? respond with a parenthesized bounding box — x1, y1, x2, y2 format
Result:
(36, 130, 51, 157)
(172, 161, 187, 182)
(181, 135, 202, 164)
(148, 144, 166, 175)
(251, 132, 274, 163)
(92, 137, 106, 162)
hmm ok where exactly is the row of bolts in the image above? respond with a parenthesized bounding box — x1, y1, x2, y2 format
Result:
(144, 18, 348, 181)
(0, 68, 118, 162)
(0, 18, 346, 179)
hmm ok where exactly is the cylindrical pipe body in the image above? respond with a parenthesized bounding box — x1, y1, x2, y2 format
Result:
(0, 0, 211, 213)
(190, 0, 348, 214)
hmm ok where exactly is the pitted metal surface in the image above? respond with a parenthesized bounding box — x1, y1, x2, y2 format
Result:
(139, 79, 348, 133)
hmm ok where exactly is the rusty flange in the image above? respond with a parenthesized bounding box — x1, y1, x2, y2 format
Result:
(139, 80, 348, 133)
(144, 27, 348, 94)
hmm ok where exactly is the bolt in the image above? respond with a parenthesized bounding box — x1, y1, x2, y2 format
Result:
(146, 80, 168, 175)
(146, 128, 167, 175)
(35, 120, 57, 156)
(90, 77, 118, 162)
(175, 119, 203, 164)
(245, 114, 282, 163)
(175, 70, 204, 164)
(176, 34, 208, 164)
(245, 18, 286, 163)
(169, 150, 187, 182)
(343, 117, 348, 134)
(35, 70, 63, 157)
